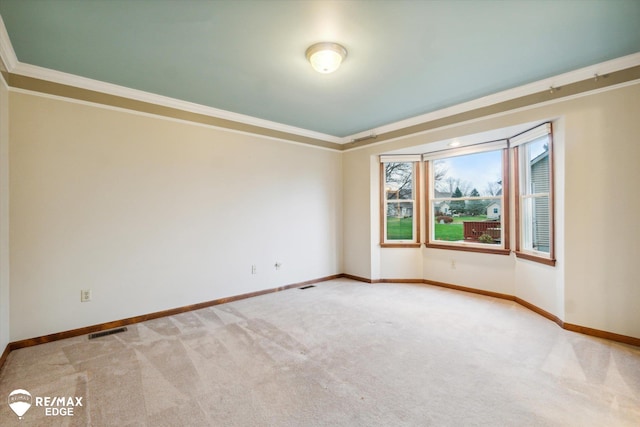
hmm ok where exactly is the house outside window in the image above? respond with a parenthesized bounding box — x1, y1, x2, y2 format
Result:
(424, 141, 509, 255)
(380, 155, 420, 247)
(512, 123, 556, 265)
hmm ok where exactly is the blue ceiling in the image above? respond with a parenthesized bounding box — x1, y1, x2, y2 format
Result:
(1, 0, 639, 137)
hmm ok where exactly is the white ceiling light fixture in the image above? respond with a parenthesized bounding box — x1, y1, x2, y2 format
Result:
(306, 42, 347, 74)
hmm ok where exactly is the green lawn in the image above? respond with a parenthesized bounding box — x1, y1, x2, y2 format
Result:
(434, 223, 463, 241)
(387, 215, 492, 241)
(434, 215, 487, 241)
(386, 217, 413, 240)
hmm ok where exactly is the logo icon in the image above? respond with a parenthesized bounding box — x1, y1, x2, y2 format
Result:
(8, 389, 32, 419)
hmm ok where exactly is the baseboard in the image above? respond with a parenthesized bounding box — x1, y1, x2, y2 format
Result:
(514, 296, 563, 327)
(7, 273, 342, 353)
(378, 278, 424, 284)
(563, 322, 640, 347)
(340, 273, 374, 283)
(424, 279, 639, 348)
(423, 279, 515, 302)
(2, 273, 638, 373)
(343, 276, 640, 348)
(0, 344, 10, 374)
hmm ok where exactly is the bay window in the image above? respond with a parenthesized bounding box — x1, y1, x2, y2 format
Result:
(379, 121, 555, 264)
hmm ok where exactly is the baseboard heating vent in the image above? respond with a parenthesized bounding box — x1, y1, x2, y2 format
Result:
(88, 327, 128, 340)
(299, 285, 316, 290)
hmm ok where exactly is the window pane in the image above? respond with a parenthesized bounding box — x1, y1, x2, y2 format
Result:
(382, 161, 417, 244)
(385, 162, 413, 200)
(524, 137, 550, 195)
(387, 201, 414, 240)
(433, 199, 501, 244)
(433, 151, 502, 198)
(522, 196, 550, 253)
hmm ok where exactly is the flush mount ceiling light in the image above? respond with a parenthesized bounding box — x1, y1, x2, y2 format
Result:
(305, 42, 347, 74)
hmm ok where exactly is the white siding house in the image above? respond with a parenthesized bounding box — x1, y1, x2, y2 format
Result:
(486, 202, 500, 219)
(530, 151, 550, 251)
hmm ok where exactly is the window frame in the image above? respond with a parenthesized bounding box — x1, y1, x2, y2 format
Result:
(379, 158, 421, 247)
(424, 146, 510, 255)
(378, 121, 556, 265)
(513, 123, 556, 265)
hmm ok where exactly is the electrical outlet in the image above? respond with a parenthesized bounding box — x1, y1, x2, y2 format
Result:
(81, 289, 92, 302)
(275, 262, 282, 270)
(251, 265, 257, 274)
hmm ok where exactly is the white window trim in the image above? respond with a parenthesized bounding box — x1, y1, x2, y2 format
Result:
(422, 139, 508, 161)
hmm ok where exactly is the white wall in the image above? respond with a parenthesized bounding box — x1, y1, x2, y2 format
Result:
(423, 249, 516, 296)
(562, 84, 640, 337)
(342, 148, 372, 279)
(0, 74, 9, 351)
(9, 91, 343, 340)
(343, 82, 640, 339)
(380, 248, 423, 280)
(4, 78, 639, 343)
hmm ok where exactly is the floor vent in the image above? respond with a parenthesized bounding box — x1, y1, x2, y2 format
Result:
(299, 285, 316, 290)
(88, 327, 128, 340)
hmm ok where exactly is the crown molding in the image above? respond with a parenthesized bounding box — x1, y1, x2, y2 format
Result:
(343, 76, 640, 153)
(11, 61, 344, 144)
(344, 52, 640, 144)
(0, 13, 638, 148)
(0, 13, 341, 145)
(0, 15, 17, 71)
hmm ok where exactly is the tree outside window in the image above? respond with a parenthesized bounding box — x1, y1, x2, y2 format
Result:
(380, 158, 420, 245)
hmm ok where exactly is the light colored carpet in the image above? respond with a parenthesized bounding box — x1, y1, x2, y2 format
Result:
(1, 279, 639, 426)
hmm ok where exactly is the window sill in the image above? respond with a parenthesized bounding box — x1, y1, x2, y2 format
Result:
(425, 242, 510, 255)
(380, 243, 422, 248)
(515, 251, 556, 266)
